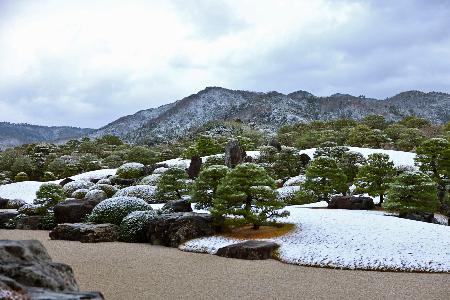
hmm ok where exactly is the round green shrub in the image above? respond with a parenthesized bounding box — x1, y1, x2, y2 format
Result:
(114, 185, 157, 203)
(62, 180, 94, 196)
(71, 188, 89, 199)
(89, 183, 118, 197)
(85, 189, 107, 202)
(119, 210, 156, 242)
(14, 172, 29, 182)
(42, 171, 56, 181)
(86, 196, 152, 225)
(116, 162, 145, 179)
(35, 183, 66, 206)
(139, 174, 161, 185)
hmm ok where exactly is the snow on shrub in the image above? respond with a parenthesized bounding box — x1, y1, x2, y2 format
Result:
(97, 178, 111, 185)
(114, 185, 157, 203)
(63, 180, 94, 196)
(119, 210, 156, 242)
(85, 189, 107, 202)
(35, 183, 65, 203)
(139, 174, 160, 185)
(89, 183, 118, 197)
(71, 189, 89, 199)
(152, 167, 168, 174)
(283, 175, 306, 187)
(86, 196, 152, 225)
(116, 162, 145, 179)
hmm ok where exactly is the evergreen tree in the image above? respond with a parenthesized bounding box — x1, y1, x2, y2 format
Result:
(354, 153, 396, 205)
(212, 163, 288, 229)
(191, 165, 229, 209)
(127, 146, 159, 166)
(385, 171, 438, 214)
(303, 156, 347, 202)
(271, 147, 306, 179)
(155, 167, 189, 201)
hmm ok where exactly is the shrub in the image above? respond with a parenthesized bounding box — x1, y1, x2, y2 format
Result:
(191, 165, 229, 209)
(35, 183, 66, 206)
(86, 196, 152, 225)
(139, 174, 161, 185)
(155, 167, 189, 202)
(385, 171, 438, 214)
(62, 180, 94, 196)
(202, 155, 225, 169)
(116, 162, 145, 179)
(42, 171, 56, 181)
(119, 210, 156, 242)
(114, 185, 157, 203)
(89, 183, 118, 197)
(14, 172, 29, 182)
(85, 189, 107, 202)
(5, 199, 26, 209)
(71, 188, 89, 199)
(126, 146, 159, 166)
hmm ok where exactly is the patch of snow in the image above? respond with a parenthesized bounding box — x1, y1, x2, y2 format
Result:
(159, 158, 190, 169)
(0, 181, 43, 203)
(283, 175, 306, 187)
(70, 169, 116, 181)
(181, 206, 450, 272)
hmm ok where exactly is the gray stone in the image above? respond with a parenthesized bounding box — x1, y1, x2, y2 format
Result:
(49, 223, 119, 243)
(399, 212, 434, 223)
(216, 240, 280, 260)
(0, 197, 9, 209)
(145, 212, 215, 247)
(328, 196, 374, 210)
(53, 199, 97, 224)
(224, 139, 245, 168)
(0, 211, 19, 228)
(187, 155, 202, 179)
(59, 177, 74, 187)
(161, 199, 193, 213)
(16, 216, 44, 230)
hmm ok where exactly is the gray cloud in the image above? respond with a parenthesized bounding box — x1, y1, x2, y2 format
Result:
(0, 0, 449, 128)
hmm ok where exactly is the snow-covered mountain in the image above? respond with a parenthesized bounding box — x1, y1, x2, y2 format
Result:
(0, 122, 93, 150)
(91, 87, 450, 144)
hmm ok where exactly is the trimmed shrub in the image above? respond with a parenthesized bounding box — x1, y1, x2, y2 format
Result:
(42, 171, 56, 181)
(114, 185, 157, 203)
(139, 174, 161, 185)
(116, 162, 145, 179)
(119, 210, 156, 242)
(71, 188, 89, 199)
(35, 183, 66, 205)
(86, 196, 152, 225)
(89, 183, 118, 197)
(63, 180, 94, 196)
(85, 189, 107, 202)
(14, 172, 29, 182)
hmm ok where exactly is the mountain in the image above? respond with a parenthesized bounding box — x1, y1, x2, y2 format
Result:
(0, 122, 93, 150)
(90, 87, 450, 144)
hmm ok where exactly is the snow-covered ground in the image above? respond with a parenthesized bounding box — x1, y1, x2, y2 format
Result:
(181, 205, 450, 272)
(0, 169, 116, 203)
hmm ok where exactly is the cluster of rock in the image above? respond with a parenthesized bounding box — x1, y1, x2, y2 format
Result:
(0, 240, 103, 299)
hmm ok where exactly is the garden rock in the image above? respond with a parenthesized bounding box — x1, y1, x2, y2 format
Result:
(161, 199, 193, 213)
(16, 216, 44, 230)
(59, 177, 74, 187)
(216, 240, 280, 260)
(398, 212, 434, 223)
(0, 240, 78, 292)
(0, 197, 9, 208)
(328, 196, 375, 210)
(145, 212, 215, 247)
(225, 139, 245, 168)
(53, 199, 97, 224)
(187, 155, 202, 179)
(49, 223, 120, 243)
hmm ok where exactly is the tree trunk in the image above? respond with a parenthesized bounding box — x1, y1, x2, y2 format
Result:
(379, 194, 384, 206)
(252, 224, 260, 230)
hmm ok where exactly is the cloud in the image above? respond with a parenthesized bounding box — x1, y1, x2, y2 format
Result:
(0, 0, 449, 127)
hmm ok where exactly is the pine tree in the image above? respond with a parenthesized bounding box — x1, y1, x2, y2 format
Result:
(212, 163, 288, 229)
(155, 167, 189, 201)
(385, 171, 438, 214)
(354, 153, 396, 205)
(191, 165, 229, 209)
(303, 156, 347, 202)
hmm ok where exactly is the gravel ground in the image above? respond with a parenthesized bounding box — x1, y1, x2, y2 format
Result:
(1, 229, 449, 300)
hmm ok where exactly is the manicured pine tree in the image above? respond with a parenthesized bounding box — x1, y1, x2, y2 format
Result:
(384, 171, 438, 214)
(354, 153, 396, 205)
(191, 165, 229, 209)
(303, 156, 347, 202)
(212, 163, 288, 229)
(155, 167, 189, 201)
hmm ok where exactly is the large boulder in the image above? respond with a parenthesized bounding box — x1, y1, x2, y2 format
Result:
(0, 197, 9, 209)
(216, 240, 280, 260)
(328, 196, 375, 210)
(0, 211, 19, 228)
(53, 199, 97, 224)
(145, 212, 215, 247)
(0, 240, 104, 299)
(0, 240, 78, 292)
(161, 199, 193, 213)
(49, 223, 120, 243)
(187, 155, 202, 179)
(16, 216, 44, 230)
(224, 139, 245, 168)
(398, 212, 435, 223)
(59, 177, 74, 187)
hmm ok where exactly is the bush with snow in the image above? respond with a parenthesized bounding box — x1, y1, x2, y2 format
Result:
(139, 174, 160, 185)
(86, 196, 152, 225)
(97, 178, 111, 185)
(5, 199, 26, 209)
(71, 188, 89, 199)
(63, 180, 94, 196)
(85, 189, 107, 203)
(119, 210, 156, 242)
(35, 183, 66, 204)
(283, 175, 306, 187)
(116, 162, 145, 179)
(152, 167, 168, 174)
(89, 183, 118, 197)
(114, 185, 157, 203)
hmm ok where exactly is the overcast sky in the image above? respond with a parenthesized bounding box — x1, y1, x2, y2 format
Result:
(0, 0, 449, 128)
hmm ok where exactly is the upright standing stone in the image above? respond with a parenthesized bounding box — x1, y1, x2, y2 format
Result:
(187, 155, 202, 179)
(225, 139, 245, 168)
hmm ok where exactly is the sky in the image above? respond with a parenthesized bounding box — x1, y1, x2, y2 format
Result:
(0, 0, 449, 128)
